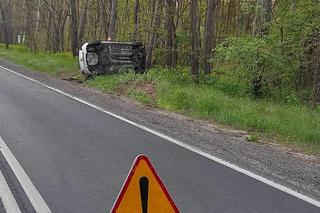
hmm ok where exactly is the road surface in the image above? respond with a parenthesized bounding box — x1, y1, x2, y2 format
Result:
(0, 66, 319, 212)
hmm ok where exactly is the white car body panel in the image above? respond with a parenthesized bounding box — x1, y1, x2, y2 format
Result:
(79, 43, 90, 75)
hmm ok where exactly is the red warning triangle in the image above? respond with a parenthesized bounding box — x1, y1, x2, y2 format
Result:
(111, 155, 179, 213)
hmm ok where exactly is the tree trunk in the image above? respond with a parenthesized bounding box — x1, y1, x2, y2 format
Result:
(133, 0, 139, 41)
(0, 0, 14, 48)
(165, 0, 177, 68)
(204, 0, 218, 75)
(145, 0, 163, 69)
(190, 0, 200, 78)
(264, 0, 272, 23)
(79, 0, 89, 45)
(35, 0, 43, 31)
(6, 0, 13, 44)
(109, 0, 117, 41)
(252, 0, 272, 37)
(70, 0, 79, 56)
(25, 0, 38, 51)
(0, 4, 9, 49)
(251, 0, 272, 98)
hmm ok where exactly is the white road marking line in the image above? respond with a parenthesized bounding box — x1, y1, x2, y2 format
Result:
(1, 65, 320, 208)
(0, 169, 22, 213)
(0, 137, 51, 213)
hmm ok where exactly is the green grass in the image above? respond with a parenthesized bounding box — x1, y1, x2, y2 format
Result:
(1, 45, 319, 155)
(85, 68, 320, 154)
(0, 44, 78, 76)
(85, 71, 138, 92)
(156, 77, 320, 153)
(246, 134, 260, 143)
(127, 89, 152, 105)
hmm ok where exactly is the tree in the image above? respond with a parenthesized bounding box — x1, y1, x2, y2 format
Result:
(251, 0, 273, 97)
(108, 0, 117, 41)
(165, 0, 177, 68)
(190, 0, 200, 78)
(25, 0, 38, 51)
(0, 0, 10, 48)
(204, 0, 218, 75)
(145, 0, 163, 69)
(41, 0, 69, 52)
(79, 0, 89, 45)
(252, 0, 273, 37)
(70, 0, 79, 56)
(0, 0, 14, 48)
(133, 0, 139, 41)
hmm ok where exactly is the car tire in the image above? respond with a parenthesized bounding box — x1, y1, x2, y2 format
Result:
(132, 46, 146, 74)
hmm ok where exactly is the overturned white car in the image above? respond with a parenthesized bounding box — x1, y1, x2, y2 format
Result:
(79, 41, 146, 75)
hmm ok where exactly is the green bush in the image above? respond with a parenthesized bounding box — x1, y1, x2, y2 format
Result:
(211, 0, 320, 103)
(270, 0, 320, 101)
(214, 37, 295, 99)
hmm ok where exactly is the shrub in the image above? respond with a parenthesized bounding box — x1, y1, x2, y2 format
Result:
(213, 37, 296, 99)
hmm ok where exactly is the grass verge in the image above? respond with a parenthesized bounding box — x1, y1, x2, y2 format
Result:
(0, 44, 78, 77)
(1, 45, 319, 155)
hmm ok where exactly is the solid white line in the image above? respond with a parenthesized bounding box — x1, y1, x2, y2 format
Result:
(0, 169, 21, 213)
(0, 137, 52, 213)
(1, 65, 320, 208)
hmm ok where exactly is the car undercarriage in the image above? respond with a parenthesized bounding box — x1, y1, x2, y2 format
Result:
(79, 41, 146, 76)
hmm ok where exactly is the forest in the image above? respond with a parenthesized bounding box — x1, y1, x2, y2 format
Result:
(0, 0, 319, 104)
(0, 0, 319, 152)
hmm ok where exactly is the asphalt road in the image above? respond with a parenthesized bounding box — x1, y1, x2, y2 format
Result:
(0, 66, 319, 213)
